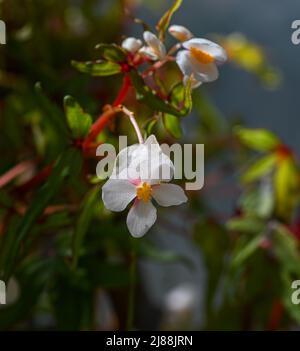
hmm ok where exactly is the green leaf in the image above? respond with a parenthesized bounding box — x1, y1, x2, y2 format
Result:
(239, 182, 274, 218)
(169, 80, 193, 116)
(242, 153, 277, 183)
(273, 224, 300, 275)
(0, 148, 82, 280)
(163, 113, 182, 138)
(130, 71, 192, 117)
(143, 117, 158, 136)
(227, 217, 265, 234)
(274, 158, 300, 220)
(64, 96, 92, 139)
(34, 83, 69, 139)
(231, 234, 263, 268)
(130, 71, 177, 115)
(156, 0, 183, 40)
(72, 187, 99, 269)
(72, 60, 121, 76)
(235, 127, 280, 151)
(273, 223, 300, 321)
(95, 43, 127, 62)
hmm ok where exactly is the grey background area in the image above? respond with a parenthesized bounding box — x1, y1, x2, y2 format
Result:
(135, 0, 300, 152)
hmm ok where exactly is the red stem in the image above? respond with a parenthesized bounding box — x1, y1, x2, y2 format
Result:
(82, 74, 132, 151)
(15, 164, 53, 194)
(112, 74, 132, 107)
(82, 106, 121, 151)
(266, 299, 284, 330)
(141, 56, 175, 78)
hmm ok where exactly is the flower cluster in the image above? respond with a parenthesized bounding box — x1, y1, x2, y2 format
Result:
(100, 24, 227, 237)
(122, 24, 227, 88)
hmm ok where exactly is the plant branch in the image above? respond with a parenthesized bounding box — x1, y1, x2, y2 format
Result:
(82, 106, 122, 150)
(120, 105, 144, 144)
(112, 74, 132, 107)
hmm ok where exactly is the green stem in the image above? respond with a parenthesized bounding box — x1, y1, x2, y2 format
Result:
(126, 249, 137, 331)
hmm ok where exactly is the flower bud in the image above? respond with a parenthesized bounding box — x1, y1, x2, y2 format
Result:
(168, 25, 193, 42)
(122, 37, 142, 53)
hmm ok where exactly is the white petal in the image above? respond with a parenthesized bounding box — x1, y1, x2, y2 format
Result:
(110, 144, 139, 180)
(111, 134, 174, 183)
(126, 200, 157, 237)
(122, 37, 142, 53)
(168, 25, 193, 42)
(143, 31, 166, 59)
(102, 179, 136, 212)
(183, 38, 227, 63)
(139, 153, 174, 184)
(176, 50, 219, 82)
(144, 134, 160, 147)
(139, 138, 174, 183)
(152, 183, 188, 207)
(176, 50, 195, 77)
(139, 46, 159, 61)
(192, 62, 219, 82)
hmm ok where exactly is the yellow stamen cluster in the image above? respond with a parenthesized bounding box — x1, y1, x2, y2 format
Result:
(190, 47, 214, 64)
(136, 182, 152, 203)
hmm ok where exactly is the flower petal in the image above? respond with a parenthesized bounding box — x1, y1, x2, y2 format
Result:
(102, 179, 136, 212)
(152, 183, 187, 207)
(191, 61, 219, 82)
(143, 31, 166, 59)
(139, 46, 159, 61)
(144, 134, 160, 147)
(139, 154, 174, 184)
(168, 25, 193, 42)
(183, 38, 227, 63)
(126, 200, 157, 237)
(122, 37, 142, 53)
(111, 143, 142, 180)
(140, 136, 174, 183)
(176, 50, 195, 77)
(110, 134, 174, 183)
(177, 50, 219, 82)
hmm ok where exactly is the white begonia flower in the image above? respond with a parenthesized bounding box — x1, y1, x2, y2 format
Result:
(176, 38, 227, 85)
(102, 135, 187, 237)
(121, 37, 143, 54)
(111, 134, 174, 182)
(139, 31, 166, 61)
(168, 25, 194, 42)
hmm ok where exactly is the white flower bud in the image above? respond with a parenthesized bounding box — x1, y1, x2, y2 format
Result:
(122, 37, 142, 53)
(169, 25, 193, 42)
